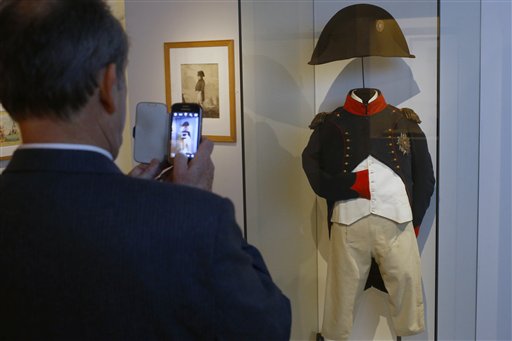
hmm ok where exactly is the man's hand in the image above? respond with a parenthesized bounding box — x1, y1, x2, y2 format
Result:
(128, 139, 214, 191)
(128, 158, 162, 180)
(171, 138, 215, 191)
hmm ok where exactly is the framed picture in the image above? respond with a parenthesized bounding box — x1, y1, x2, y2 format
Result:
(0, 105, 21, 160)
(164, 40, 236, 142)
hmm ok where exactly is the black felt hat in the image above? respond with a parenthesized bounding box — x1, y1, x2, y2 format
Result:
(309, 3, 415, 65)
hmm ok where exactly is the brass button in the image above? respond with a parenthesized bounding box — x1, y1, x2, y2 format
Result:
(346, 138, 351, 142)
(391, 150, 395, 154)
(345, 131, 349, 135)
(347, 146, 351, 150)
(343, 170, 347, 173)
(393, 158, 397, 161)
(388, 143, 393, 146)
(396, 165, 400, 169)
(345, 154, 350, 157)
(345, 162, 349, 165)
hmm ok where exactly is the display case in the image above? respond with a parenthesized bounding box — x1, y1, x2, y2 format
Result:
(239, 1, 499, 340)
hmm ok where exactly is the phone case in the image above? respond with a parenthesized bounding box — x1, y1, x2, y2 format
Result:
(133, 102, 168, 163)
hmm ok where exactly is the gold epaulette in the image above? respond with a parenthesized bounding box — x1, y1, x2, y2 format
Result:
(308, 112, 331, 129)
(400, 107, 422, 123)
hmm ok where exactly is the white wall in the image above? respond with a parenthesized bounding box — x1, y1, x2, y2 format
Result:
(477, 1, 512, 340)
(124, 0, 244, 226)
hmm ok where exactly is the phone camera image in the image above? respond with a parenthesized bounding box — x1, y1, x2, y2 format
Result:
(169, 112, 201, 159)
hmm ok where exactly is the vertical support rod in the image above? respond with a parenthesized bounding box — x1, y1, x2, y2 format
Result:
(361, 56, 366, 88)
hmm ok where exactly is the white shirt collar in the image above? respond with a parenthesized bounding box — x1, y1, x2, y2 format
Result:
(18, 143, 113, 160)
(351, 89, 378, 103)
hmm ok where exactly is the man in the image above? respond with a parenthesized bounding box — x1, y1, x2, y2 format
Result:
(0, 1, 291, 340)
(195, 70, 206, 106)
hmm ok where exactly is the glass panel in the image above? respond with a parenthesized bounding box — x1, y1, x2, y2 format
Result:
(476, 1, 511, 339)
(241, 1, 443, 340)
(239, 1, 319, 339)
(438, 1, 480, 340)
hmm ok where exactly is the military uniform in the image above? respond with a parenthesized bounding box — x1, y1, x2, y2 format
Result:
(302, 89, 435, 340)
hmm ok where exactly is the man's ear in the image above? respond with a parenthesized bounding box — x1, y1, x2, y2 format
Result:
(99, 63, 118, 114)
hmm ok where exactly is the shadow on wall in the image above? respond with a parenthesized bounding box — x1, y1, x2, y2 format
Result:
(318, 57, 420, 113)
(243, 54, 314, 127)
(352, 288, 397, 340)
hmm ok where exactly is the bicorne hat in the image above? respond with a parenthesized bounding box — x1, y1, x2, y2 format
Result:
(309, 4, 415, 65)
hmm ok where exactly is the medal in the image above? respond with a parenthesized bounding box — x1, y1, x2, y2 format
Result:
(397, 132, 411, 155)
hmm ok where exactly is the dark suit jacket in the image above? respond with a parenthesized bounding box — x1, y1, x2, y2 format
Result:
(0, 149, 291, 340)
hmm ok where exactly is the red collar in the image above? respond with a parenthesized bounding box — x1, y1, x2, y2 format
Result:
(343, 90, 387, 116)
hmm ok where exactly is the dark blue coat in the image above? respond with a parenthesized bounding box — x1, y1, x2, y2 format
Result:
(0, 149, 291, 340)
(302, 102, 435, 228)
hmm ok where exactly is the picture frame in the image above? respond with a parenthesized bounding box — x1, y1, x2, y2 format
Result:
(164, 40, 236, 142)
(0, 105, 21, 160)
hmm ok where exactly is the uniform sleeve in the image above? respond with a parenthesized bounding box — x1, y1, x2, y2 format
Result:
(212, 199, 291, 340)
(302, 126, 360, 202)
(409, 122, 435, 228)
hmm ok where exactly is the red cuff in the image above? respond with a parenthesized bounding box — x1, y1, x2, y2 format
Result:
(414, 226, 420, 238)
(350, 169, 370, 199)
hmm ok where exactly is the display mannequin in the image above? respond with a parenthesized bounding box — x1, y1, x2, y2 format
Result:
(303, 88, 434, 340)
(303, 5, 435, 340)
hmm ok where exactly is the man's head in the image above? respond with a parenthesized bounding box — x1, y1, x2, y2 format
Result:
(0, 0, 129, 122)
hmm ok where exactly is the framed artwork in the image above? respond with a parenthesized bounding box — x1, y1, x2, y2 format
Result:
(0, 105, 21, 160)
(164, 40, 236, 142)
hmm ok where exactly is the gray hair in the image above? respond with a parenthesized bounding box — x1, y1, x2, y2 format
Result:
(0, 0, 129, 121)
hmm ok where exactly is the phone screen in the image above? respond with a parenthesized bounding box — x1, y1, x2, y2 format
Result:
(169, 111, 201, 159)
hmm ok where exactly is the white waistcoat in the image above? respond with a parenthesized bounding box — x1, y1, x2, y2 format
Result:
(331, 156, 412, 225)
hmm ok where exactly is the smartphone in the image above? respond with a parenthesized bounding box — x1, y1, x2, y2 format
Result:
(169, 103, 202, 160)
(133, 102, 168, 163)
